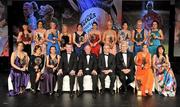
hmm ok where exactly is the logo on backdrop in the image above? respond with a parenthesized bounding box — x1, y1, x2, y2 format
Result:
(80, 7, 109, 33)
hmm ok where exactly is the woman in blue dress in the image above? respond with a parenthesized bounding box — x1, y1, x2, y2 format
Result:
(8, 41, 30, 96)
(148, 21, 164, 55)
(132, 19, 146, 56)
(46, 22, 60, 55)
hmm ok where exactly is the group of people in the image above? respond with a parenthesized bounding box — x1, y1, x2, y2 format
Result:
(8, 19, 176, 98)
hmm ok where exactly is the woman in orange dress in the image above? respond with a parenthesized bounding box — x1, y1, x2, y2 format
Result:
(135, 44, 154, 96)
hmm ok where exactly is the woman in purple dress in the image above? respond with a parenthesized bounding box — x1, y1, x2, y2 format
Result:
(8, 41, 30, 96)
(44, 46, 60, 95)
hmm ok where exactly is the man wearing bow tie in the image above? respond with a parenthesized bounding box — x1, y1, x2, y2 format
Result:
(98, 44, 116, 95)
(77, 45, 98, 98)
(57, 43, 78, 98)
(116, 41, 135, 93)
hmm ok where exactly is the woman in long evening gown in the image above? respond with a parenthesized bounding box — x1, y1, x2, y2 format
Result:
(29, 45, 45, 93)
(135, 44, 154, 96)
(44, 46, 60, 95)
(46, 22, 60, 55)
(8, 41, 30, 96)
(88, 22, 101, 57)
(153, 45, 176, 97)
(102, 21, 117, 55)
(17, 23, 32, 56)
(73, 23, 88, 57)
(33, 20, 46, 54)
(132, 19, 146, 56)
(59, 24, 71, 53)
(148, 21, 164, 56)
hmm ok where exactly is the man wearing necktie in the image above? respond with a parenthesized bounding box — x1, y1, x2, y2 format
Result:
(115, 41, 135, 93)
(98, 44, 116, 95)
(57, 43, 78, 98)
(77, 45, 98, 98)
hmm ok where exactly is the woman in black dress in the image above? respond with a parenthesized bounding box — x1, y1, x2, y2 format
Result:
(60, 24, 71, 53)
(29, 45, 45, 93)
(44, 46, 60, 95)
(73, 23, 88, 57)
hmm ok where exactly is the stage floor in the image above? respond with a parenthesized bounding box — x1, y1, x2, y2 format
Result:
(0, 73, 179, 107)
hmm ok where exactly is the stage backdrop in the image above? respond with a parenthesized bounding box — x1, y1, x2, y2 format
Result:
(174, 0, 180, 57)
(122, 0, 170, 54)
(0, 0, 8, 57)
(10, 0, 122, 51)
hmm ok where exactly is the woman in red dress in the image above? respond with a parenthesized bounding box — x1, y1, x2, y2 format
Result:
(88, 22, 101, 57)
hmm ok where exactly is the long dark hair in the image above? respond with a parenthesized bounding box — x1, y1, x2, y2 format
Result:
(156, 45, 166, 58)
(20, 23, 31, 33)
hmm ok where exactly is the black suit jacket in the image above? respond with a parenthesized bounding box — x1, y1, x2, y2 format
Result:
(98, 53, 116, 72)
(115, 51, 135, 73)
(78, 53, 97, 75)
(59, 52, 78, 74)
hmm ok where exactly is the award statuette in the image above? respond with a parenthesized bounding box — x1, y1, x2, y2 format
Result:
(142, 57, 146, 70)
(109, 36, 114, 49)
(51, 32, 56, 44)
(20, 57, 26, 66)
(136, 33, 142, 42)
(136, 79, 142, 96)
(34, 57, 42, 72)
(24, 34, 31, 42)
(37, 33, 42, 42)
(120, 31, 126, 40)
(79, 36, 84, 43)
(60, 38, 65, 47)
(150, 33, 155, 45)
(90, 34, 96, 43)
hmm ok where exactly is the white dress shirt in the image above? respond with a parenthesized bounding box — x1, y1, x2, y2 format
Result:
(86, 55, 90, 65)
(85, 55, 90, 71)
(67, 53, 71, 63)
(105, 55, 108, 68)
(122, 52, 127, 67)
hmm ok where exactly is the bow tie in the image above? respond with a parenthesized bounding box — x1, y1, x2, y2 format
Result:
(105, 54, 109, 56)
(122, 52, 127, 54)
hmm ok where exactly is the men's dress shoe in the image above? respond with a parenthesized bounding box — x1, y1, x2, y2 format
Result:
(77, 91, 83, 97)
(100, 90, 105, 95)
(70, 92, 74, 98)
(56, 92, 63, 97)
(92, 92, 97, 98)
(110, 90, 115, 95)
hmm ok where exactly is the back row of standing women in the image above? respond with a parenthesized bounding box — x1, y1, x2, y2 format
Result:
(16, 19, 163, 58)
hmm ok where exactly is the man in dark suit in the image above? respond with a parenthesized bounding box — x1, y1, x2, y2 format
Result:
(77, 45, 98, 98)
(116, 41, 135, 93)
(98, 44, 116, 95)
(57, 43, 78, 98)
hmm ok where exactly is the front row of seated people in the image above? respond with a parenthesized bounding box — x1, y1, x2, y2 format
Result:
(8, 41, 176, 98)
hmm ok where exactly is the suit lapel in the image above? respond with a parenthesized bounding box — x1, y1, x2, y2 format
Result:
(127, 52, 130, 67)
(102, 54, 106, 68)
(108, 54, 110, 68)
